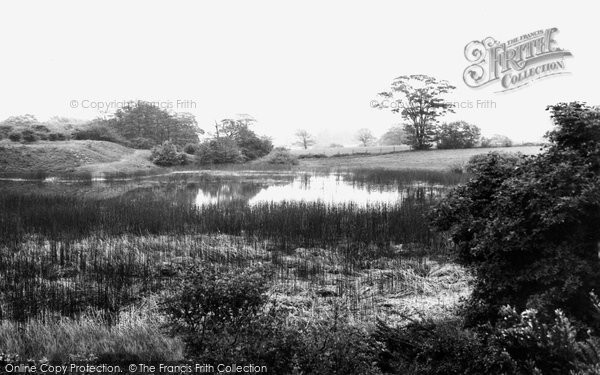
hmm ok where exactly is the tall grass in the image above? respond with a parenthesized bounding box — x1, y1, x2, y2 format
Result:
(0, 188, 439, 248)
(0, 295, 184, 362)
(0, 171, 463, 323)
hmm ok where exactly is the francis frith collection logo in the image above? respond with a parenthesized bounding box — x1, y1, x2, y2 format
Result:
(463, 27, 572, 92)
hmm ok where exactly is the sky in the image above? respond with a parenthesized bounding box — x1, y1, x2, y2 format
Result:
(0, 0, 598, 146)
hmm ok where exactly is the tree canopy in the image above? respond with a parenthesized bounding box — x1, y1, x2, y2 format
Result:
(376, 74, 455, 150)
(108, 101, 203, 148)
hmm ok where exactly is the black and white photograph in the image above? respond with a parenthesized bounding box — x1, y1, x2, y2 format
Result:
(0, 1, 599, 374)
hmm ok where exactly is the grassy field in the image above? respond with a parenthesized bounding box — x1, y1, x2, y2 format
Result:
(290, 145, 411, 156)
(0, 139, 543, 179)
(295, 146, 543, 171)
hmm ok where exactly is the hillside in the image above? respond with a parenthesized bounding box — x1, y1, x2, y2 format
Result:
(0, 140, 156, 176)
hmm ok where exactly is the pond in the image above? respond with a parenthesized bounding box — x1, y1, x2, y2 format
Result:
(0, 170, 453, 208)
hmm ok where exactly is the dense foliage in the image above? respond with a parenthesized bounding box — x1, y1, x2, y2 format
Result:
(375, 75, 455, 150)
(265, 147, 298, 165)
(149, 141, 188, 166)
(436, 121, 481, 149)
(107, 101, 202, 148)
(163, 265, 382, 374)
(195, 138, 244, 164)
(430, 102, 600, 328)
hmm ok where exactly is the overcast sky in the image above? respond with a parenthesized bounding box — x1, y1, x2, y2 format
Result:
(0, 0, 598, 146)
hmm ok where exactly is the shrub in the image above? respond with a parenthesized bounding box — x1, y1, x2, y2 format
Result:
(265, 147, 298, 165)
(0, 125, 13, 139)
(493, 306, 600, 375)
(32, 125, 50, 133)
(436, 121, 481, 149)
(234, 128, 273, 161)
(297, 153, 327, 159)
(21, 129, 38, 142)
(149, 141, 187, 166)
(373, 319, 515, 375)
(162, 265, 381, 374)
(73, 122, 126, 144)
(183, 143, 199, 155)
(48, 132, 67, 141)
(195, 138, 243, 165)
(430, 102, 600, 328)
(8, 132, 21, 142)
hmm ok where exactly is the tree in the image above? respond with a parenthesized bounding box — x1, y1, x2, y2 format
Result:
(437, 121, 481, 149)
(375, 75, 455, 150)
(209, 115, 271, 162)
(379, 126, 406, 146)
(0, 114, 39, 128)
(355, 128, 376, 147)
(109, 101, 203, 148)
(234, 127, 273, 161)
(430, 102, 600, 329)
(293, 129, 316, 149)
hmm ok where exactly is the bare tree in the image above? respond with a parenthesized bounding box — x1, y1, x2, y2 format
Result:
(293, 129, 316, 149)
(355, 128, 376, 147)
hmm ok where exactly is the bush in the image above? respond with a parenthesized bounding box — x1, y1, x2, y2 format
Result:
(374, 319, 515, 375)
(265, 147, 298, 165)
(234, 128, 273, 161)
(430, 102, 600, 328)
(195, 138, 243, 165)
(48, 132, 67, 141)
(162, 265, 381, 374)
(493, 306, 600, 375)
(8, 132, 21, 142)
(149, 141, 187, 166)
(297, 153, 327, 159)
(21, 129, 38, 142)
(0, 125, 13, 139)
(436, 121, 481, 149)
(183, 143, 199, 155)
(73, 122, 126, 144)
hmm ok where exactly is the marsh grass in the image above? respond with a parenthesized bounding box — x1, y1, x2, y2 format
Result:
(0, 170, 469, 361)
(0, 295, 185, 363)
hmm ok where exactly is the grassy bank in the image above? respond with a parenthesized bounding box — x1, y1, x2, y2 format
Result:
(0, 140, 543, 179)
(293, 145, 542, 171)
(0, 140, 157, 176)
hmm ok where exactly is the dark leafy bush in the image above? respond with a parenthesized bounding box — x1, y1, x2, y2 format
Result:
(8, 132, 21, 142)
(195, 138, 243, 165)
(162, 265, 381, 374)
(0, 125, 13, 139)
(265, 147, 298, 165)
(149, 141, 187, 166)
(48, 132, 67, 141)
(297, 153, 327, 159)
(32, 125, 50, 133)
(183, 143, 199, 155)
(234, 127, 273, 161)
(436, 121, 481, 149)
(73, 122, 127, 144)
(374, 319, 516, 375)
(21, 129, 38, 142)
(430, 102, 600, 328)
(494, 306, 600, 375)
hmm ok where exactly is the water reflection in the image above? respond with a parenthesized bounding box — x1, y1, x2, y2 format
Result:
(0, 172, 449, 208)
(194, 173, 445, 207)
